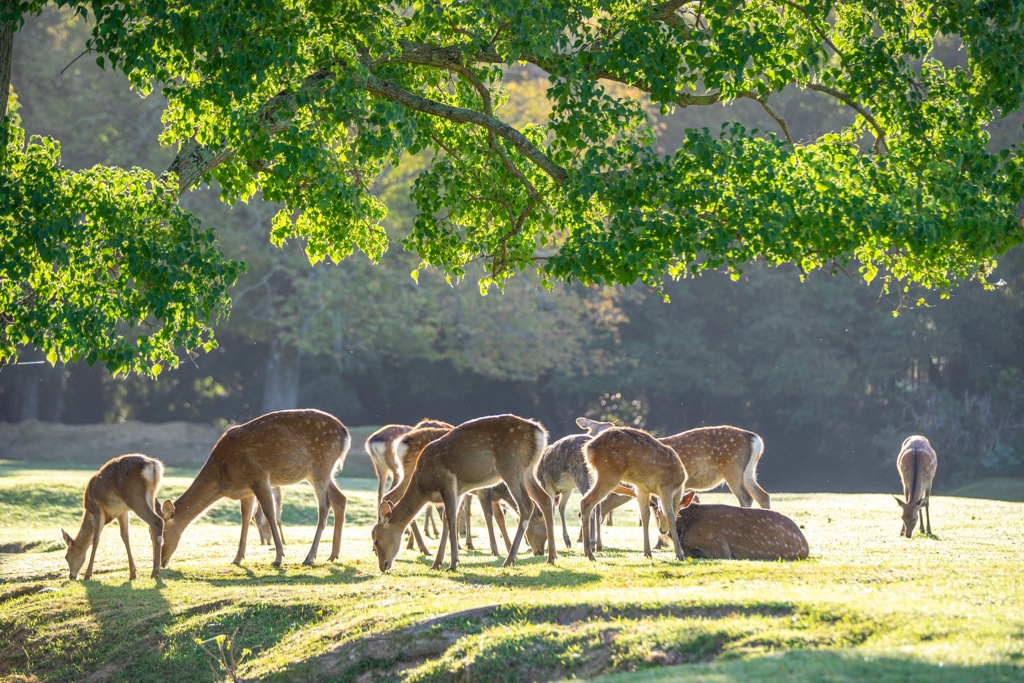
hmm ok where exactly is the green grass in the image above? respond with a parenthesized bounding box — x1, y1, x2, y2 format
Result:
(1, 461, 1022, 682)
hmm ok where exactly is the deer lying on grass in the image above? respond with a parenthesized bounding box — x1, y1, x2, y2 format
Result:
(577, 418, 770, 508)
(372, 414, 556, 571)
(895, 435, 937, 538)
(365, 419, 452, 507)
(251, 487, 284, 546)
(580, 427, 687, 561)
(161, 409, 350, 568)
(674, 491, 808, 560)
(62, 454, 165, 581)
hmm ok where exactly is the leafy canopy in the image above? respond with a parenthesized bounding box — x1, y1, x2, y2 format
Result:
(4, 0, 1024, 373)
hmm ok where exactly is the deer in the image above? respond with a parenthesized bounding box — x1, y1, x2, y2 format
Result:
(372, 414, 556, 571)
(160, 409, 351, 568)
(674, 491, 808, 560)
(579, 426, 688, 561)
(523, 433, 639, 556)
(577, 418, 770, 509)
(62, 453, 165, 581)
(251, 487, 284, 546)
(473, 483, 518, 556)
(364, 419, 452, 507)
(383, 424, 455, 554)
(894, 435, 937, 538)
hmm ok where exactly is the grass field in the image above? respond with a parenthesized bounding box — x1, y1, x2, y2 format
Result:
(1, 460, 1022, 682)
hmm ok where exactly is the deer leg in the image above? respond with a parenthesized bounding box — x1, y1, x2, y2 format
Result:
(409, 520, 430, 554)
(492, 501, 513, 553)
(480, 499, 500, 556)
(593, 501, 603, 553)
(125, 487, 164, 579)
(116, 512, 137, 580)
(324, 481, 347, 562)
(580, 478, 617, 562)
(502, 482, 534, 567)
(558, 493, 572, 548)
(460, 497, 474, 551)
(443, 490, 461, 571)
(634, 488, 655, 558)
(252, 485, 285, 566)
(924, 492, 932, 535)
(431, 508, 450, 570)
(525, 472, 557, 566)
(233, 495, 257, 565)
(84, 511, 105, 581)
(659, 486, 686, 561)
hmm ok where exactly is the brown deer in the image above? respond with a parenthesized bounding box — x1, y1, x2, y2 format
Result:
(894, 435, 937, 538)
(160, 409, 350, 568)
(577, 418, 770, 508)
(674, 491, 808, 560)
(372, 414, 556, 571)
(62, 454, 165, 581)
(524, 434, 638, 556)
(251, 487, 284, 546)
(365, 419, 453, 507)
(384, 424, 454, 554)
(580, 427, 687, 561)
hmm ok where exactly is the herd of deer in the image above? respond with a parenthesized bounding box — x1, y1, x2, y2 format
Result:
(60, 408, 938, 581)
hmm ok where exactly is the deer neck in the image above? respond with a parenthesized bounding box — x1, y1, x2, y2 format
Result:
(170, 474, 226, 527)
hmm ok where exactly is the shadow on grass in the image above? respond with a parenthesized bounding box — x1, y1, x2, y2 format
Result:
(278, 600, 1021, 683)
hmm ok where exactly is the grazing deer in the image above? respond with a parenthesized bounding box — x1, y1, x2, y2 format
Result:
(365, 419, 453, 507)
(62, 454, 165, 581)
(161, 409, 350, 568)
(251, 487, 284, 546)
(372, 414, 556, 571)
(580, 427, 687, 561)
(385, 424, 455, 554)
(577, 418, 770, 508)
(674, 491, 808, 560)
(894, 435, 937, 538)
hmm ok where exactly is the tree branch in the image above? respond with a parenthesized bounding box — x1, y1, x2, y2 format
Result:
(806, 83, 888, 153)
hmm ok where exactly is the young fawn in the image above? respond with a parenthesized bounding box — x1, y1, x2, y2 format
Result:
(580, 427, 688, 561)
(674, 491, 808, 560)
(578, 418, 770, 508)
(161, 409, 351, 568)
(372, 414, 556, 571)
(62, 454, 165, 581)
(894, 435, 937, 538)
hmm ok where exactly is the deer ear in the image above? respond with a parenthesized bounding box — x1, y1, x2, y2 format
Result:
(161, 500, 176, 520)
(893, 495, 906, 507)
(680, 491, 697, 510)
(61, 529, 73, 547)
(378, 501, 394, 523)
(575, 417, 590, 429)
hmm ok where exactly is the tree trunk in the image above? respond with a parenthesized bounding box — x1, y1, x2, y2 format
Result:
(262, 340, 301, 413)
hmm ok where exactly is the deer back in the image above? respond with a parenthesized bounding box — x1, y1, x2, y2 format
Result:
(365, 424, 413, 469)
(414, 414, 547, 493)
(675, 502, 808, 560)
(897, 435, 937, 504)
(385, 426, 453, 505)
(83, 453, 164, 514)
(537, 434, 591, 493)
(584, 427, 685, 492)
(660, 426, 760, 491)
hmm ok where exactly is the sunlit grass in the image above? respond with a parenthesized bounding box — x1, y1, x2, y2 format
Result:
(1, 461, 1022, 682)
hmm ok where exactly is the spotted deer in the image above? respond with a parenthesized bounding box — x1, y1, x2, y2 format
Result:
(62, 454, 165, 581)
(580, 427, 688, 561)
(674, 491, 808, 560)
(365, 419, 452, 507)
(383, 424, 454, 554)
(372, 414, 556, 571)
(577, 418, 770, 508)
(161, 409, 350, 568)
(894, 435, 937, 538)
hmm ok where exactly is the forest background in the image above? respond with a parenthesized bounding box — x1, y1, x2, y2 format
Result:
(3, 6, 1023, 493)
